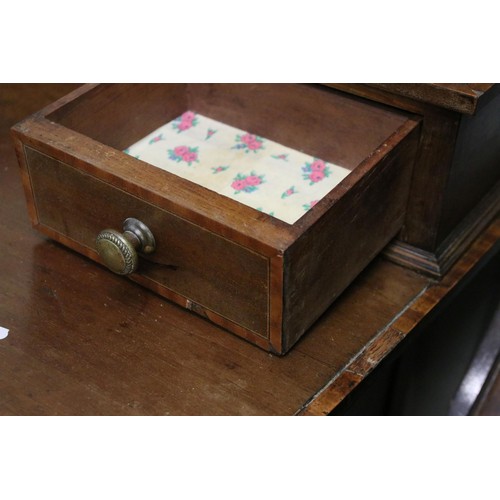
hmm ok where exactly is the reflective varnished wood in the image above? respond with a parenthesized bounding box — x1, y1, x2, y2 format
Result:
(327, 83, 500, 279)
(11, 83, 420, 353)
(1, 84, 498, 415)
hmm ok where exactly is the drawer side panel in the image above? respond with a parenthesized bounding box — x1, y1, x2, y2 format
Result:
(282, 122, 420, 351)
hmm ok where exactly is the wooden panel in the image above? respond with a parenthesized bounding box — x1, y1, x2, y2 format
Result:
(47, 83, 188, 150)
(44, 83, 410, 174)
(384, 178, 500, 277)
(437, 86, 500, 243)
(283, 121, 420, 351)
(24, 146, 269, 338)
(326, 83, 462, 251)
(325, 83, 500, 274)
(188, 83, 409, 170)
(300, 216, 500, 415)
(365, 83, 494, 115)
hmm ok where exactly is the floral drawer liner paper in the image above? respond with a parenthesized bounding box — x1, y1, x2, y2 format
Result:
(124, 111, 351, 225)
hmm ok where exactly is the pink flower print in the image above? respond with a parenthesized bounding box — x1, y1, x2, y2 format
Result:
(172, 111, 199, 133)
(240, 133, 257, 145)
(310, 160, 326, 171)
(232, 179, 248, 191)
(303, 200, 319, 211)
(271, 154, 289, 161)
(232, 171, 265, 194)
(247, 140, 263, 151)
(205, 128, 217, 140)
(177, 121, 192, 131)
(148, 133, 164, 145)
(281, 186, 297, 199)
(211, 165, 229, 174)
(246, 175, 262, 186)
(302, 158, 331, 185)
(233, 133, 265, 153)
(181, 111, 196, 123)
(168, 145, 199, 166)
(309, 171, 325, 183)
(174, 145, 189, 156)
(182, 151, 198, 163)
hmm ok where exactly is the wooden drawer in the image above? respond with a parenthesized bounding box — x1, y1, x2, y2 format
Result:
(11, 84, 420, 353)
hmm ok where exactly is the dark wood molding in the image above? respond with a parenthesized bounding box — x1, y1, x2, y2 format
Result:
(384, 179, 500, 277)
(364, 83, 494, 115)
(325, 83, 500, 274)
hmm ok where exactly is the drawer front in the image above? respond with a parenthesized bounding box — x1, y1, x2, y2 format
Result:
(24, 146, 270, 337)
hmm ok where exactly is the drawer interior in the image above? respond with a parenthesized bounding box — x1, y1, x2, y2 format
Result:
(47, 84, 408, 170)
(46, 84, 411, 226)
(123, 111, 352, 224)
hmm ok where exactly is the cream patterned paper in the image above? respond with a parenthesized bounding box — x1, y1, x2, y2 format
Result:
(124, 111, 351, 225)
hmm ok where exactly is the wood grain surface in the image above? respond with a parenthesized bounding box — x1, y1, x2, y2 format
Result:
(25, 146, 270, 339)
(327, 83, 500, 281)
(299, 216, 500, 415)
(1, 84, 497, 415)
(11, 83, 419, 353)
(326, 83, 462, 251)
(363, 83, 494, 115)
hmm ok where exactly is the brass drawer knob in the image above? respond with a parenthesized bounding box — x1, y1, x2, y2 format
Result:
(96, 218, 156, 275)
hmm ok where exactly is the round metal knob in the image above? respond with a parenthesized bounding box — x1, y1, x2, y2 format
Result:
(96, 218, 156, 275)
